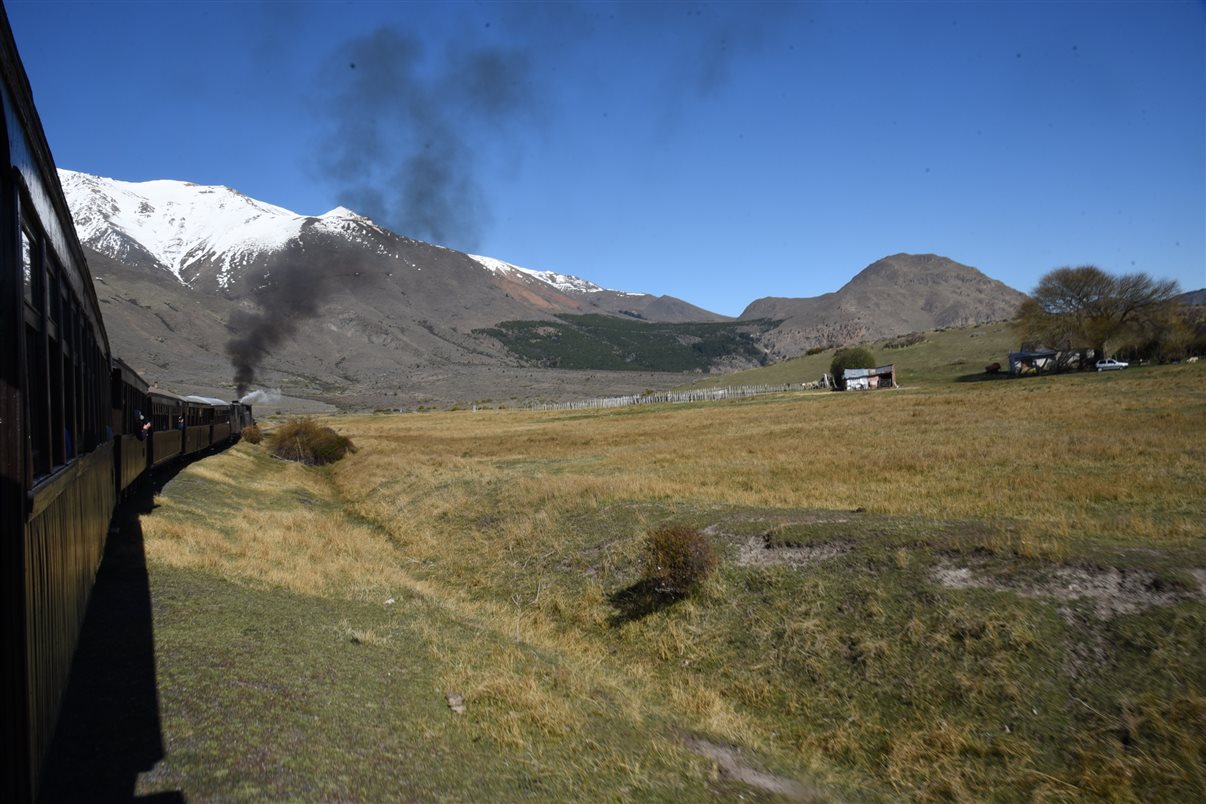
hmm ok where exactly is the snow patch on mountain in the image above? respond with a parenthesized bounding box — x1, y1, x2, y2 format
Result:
(468, 254, 645, 297)
(61, 169, 307, 287)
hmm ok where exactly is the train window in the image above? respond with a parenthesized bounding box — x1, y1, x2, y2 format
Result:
(46, 262, 60, 326)
(49, 338, 64, 466)
(26, 327, 49, 479)
(152, 399, 171, 431)
(72, 301, 84, 451)
(63, 329, 77, 461)
(81, 335, 94, 451)
(21, 226, 33, 307)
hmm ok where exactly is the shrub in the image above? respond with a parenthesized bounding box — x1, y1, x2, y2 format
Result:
(805, 346, 826, 356)
(269, 417, 356, 465)
(829, 347, 877, 390)
(884, 332, 925, 349)
(241, 424, 263, 444)
(642, 526, 717, 595)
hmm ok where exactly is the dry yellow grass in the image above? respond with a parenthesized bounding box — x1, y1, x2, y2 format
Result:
(138, 364, 1205, 799)
(335, 367, 1203, 552)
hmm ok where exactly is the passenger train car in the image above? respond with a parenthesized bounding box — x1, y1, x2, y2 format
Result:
(0, 9, 252, 800)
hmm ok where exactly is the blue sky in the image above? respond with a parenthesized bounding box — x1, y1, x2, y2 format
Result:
(7, 0, 1204, 316)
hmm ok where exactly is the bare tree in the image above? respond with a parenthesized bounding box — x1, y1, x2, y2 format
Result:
(1015, 265, 1181, 362)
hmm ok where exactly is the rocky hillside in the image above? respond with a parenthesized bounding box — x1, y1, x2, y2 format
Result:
(742, 253, 1027, 355)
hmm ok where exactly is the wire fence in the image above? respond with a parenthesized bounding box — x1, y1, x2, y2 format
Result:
(530, 381, 829, 411)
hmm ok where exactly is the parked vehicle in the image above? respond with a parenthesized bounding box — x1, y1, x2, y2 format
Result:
(1095, 358, 1129, 371)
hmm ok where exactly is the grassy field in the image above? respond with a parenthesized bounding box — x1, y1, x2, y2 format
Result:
(133, 363, 1205, 800)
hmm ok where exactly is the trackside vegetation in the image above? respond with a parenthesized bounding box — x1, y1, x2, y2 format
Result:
(127, 362, 1204, 800)
(267, 417, 356, 465)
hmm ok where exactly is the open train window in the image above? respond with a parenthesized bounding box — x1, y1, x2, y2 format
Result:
(20, 226, 36, 308)
(21, 222, 51, 479)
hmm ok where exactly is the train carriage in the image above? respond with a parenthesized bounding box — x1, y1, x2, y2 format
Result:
(0, 9, 256, 799)
(185, 395, 235, 445)
(111, 357, 149, 497)
(0, 8, 115, 800)
(181, 397, 213, 456)
(148, 390, 184, 468)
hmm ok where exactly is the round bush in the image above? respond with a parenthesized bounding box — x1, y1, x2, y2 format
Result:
(642, 526, 717, 595)
(241, 424, 263, 444)
(269, 417, 356, 465)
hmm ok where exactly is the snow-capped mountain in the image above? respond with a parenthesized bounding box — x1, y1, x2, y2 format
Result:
(59, 169, 660, 305)
(60, 169, 402, 289)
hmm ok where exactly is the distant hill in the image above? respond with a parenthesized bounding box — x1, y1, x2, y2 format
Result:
(741, 253, 1027, 356)
(1177, 288, 1206, 306)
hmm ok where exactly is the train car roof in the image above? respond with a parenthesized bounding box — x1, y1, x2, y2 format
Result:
(183, 395, 233, 406)
(148, 389, 186, 404)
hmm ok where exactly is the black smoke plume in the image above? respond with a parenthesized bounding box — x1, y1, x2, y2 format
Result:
(225, 9, 783, 393)
(315, 28, 535, 251)
(225, 245, 329, 397)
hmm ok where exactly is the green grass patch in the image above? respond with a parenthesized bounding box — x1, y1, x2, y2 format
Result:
(137, 566, 721, 801)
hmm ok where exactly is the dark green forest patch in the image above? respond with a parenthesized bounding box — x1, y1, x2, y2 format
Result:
(476, 314, 781, 372)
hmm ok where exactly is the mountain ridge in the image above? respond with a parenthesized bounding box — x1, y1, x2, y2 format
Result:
(64, 168, 1030, 408)
(61, 169, 716, 317)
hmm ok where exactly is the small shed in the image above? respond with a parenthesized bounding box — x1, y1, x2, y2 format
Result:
(843, 364, 897, 390)
(1008, 349, 1058, 375)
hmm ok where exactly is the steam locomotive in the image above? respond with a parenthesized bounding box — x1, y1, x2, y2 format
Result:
(0, 9, 252, 800)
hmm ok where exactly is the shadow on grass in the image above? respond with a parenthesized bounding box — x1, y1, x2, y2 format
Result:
(954, 372, 1011, 383)
(607, 580, 684, 627)
(38, 443, 233, 802)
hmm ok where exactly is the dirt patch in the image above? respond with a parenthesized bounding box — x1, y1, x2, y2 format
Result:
(704, 517, 856, 569)
(933, 560, 1204, 618)
(683, 736, 820, 801)
(736, 535, 853, 568)
(1191, 568, 1206, 598)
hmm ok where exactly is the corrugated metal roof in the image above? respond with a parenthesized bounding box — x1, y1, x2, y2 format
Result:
(843, 364, 895, 379)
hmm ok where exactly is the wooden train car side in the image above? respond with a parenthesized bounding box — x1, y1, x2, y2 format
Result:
(1, 8, 115, 799)
(0, 10, 256, 799)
